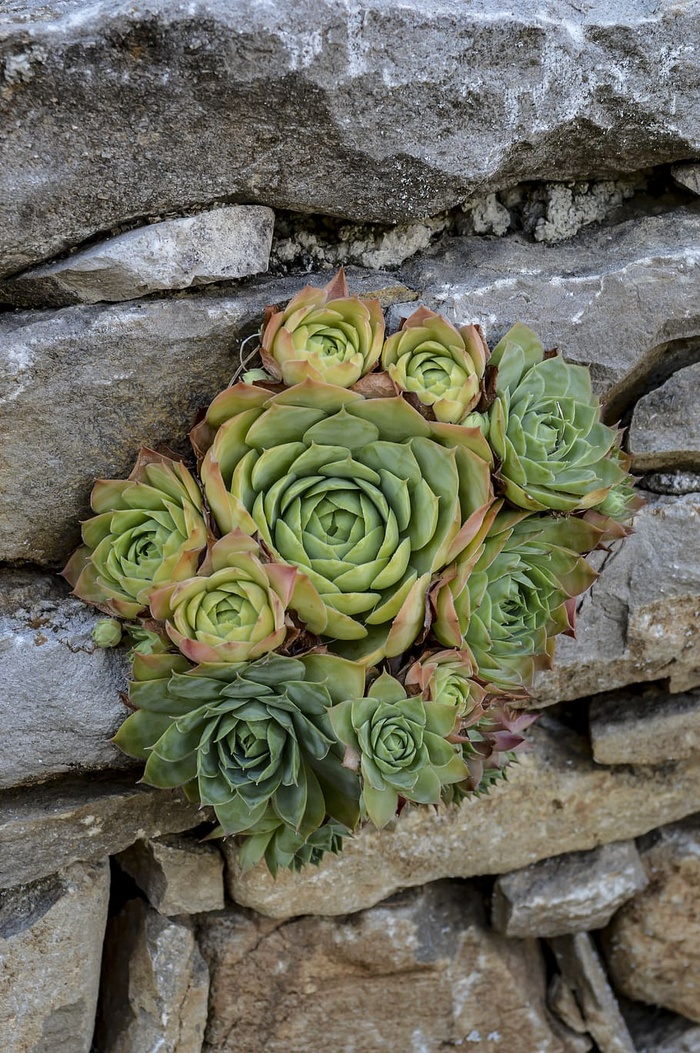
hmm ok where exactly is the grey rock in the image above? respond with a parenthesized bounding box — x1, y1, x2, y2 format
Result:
(94, 898, 208, 1053)
(623, 1002, 700, 1053)
(198, 880, 573, 1053)
(0, 860, 110, 1053)
(399, 208, 700, 413)
(0, 774, 204, 889)
(0, 571, 135, 789)
(549, 933, 636, 1053)
(533, 494, 700, 706)
(604, 816, 700, 1024)
(591, 688, 700, 766)
(116, 834, 224, 916)
(643, 472, 700, 495)
(225, 719, 700, 920)
(0, 206, 275, 308)
(2, 2, 700, 275)
(492, 842, 648, 938)
(0, 268, 411, 565)
(673, 164, 700, 197)
(630, 362, 700, 472)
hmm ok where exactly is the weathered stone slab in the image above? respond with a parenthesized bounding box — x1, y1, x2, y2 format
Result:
(673, 164, 700, 197)
(94, 898, 208, 1053)
(0, 860, 110, 1053)
(0, 206, 275, 308)
(198, 880, 577, 1053)
(225, 719, 700, 919)
(604, 816, 700, 1024)
(549, 933, 636, 1053)
(630, 362, 700, 472)
(0, 269, 411, 565)
(0, 774, 204, 889)
(116, 834, 224, 916)
(533, 494, 700, 705)
(590, 688, 700, 766)
(0, 571, 134, 789)
(399, 208, 700, 410)
(2, 2, 700, 275)
(491, 842, 647, 938)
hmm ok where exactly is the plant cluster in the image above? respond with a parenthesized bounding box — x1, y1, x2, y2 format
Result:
(65, 270, 638, 876)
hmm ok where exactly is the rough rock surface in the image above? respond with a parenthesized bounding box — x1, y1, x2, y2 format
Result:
(590, 688, 700, 766)
(0, 206, 275, 307)
(673, 164, 700, 197)
(604, 817, 700, 1023)
(0, 775, 203, 889)
(550, 933, 636, 1053)
(2, 2, 700, 276)
(198, 880, 578, 1053)
(116, 835, 224, 916)
(0, 571, 134, 789)
(0, 268, 411, 565)
(95, 898, 209, 1053)
(491, 842, 648, 938)
(533, 494, 700, 705)
(630, 362, 700, 472)
(624, 1003, 700, 1053)
(398, 208, 700, 414)
(643, 471, 700, 496)
(0, 860, 110, 1053)
(225, 719, 700, 919)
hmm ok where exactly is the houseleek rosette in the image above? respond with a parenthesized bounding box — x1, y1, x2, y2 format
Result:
(236, 809, 349, 876)
(433, 504, 602, 691)
(381, 306, 488, 422)
(329, 672, 469, 827)
(113, 652, 365, 859)
(260, 268, 384, 387)
(63, 448, 209, 619)
(194, 379, 493, 664)
(463, 323, 627, 512)
(404, 649, 486, 720)
(149, 530, 296, 664)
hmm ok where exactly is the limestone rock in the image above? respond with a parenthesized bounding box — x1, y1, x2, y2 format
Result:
(0, 268, 410, 565)
(0, 860, 110, 1053)
(549, 933, 636, 1053)
(491, 842, 648, 938)
(198, 880, 575, 1053)
(623, 1003, 700, 1053)
(2, 2, 700, 275)
(0, 206, 275, 308)
(643, 472, 700, 496)
(533, 494, 700, 705)
(116, 834, 224, 916)
(0, 571, 135, 789)
(400, 208, 700, 412)
(225, 719, 700, 920)
(630, 362, 700, 472)
(673, 164, 700, 197)
(0, 774, 204, 889)
(590, 688, 700, 766)
(94, 898, 208, 1053)
(604, 816, 700, 1023)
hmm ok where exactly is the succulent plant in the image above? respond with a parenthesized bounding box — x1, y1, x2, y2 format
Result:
(432, 504, 602, 691)
(404, 648, 486, 719)
(260, 269, 384, 387)
(236, 809, 349, 876)
(63, 448, 209, 619)
(195, 379, 493, 664)
(381, 306, 488, 422)
(329, 671, 469, 827)
(114, 651, 364, 841)
(92, 617, 123, 648)
(150, 530, 297, 664)
(463, 324, 627, 513)
(446, 705, 538, 801)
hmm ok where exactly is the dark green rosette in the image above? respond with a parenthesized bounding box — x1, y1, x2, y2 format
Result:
(236, 810, 349, 876)
(329, 671, 469, 828)
(113, 651, 365, 864)
(464, 324, 627, 513)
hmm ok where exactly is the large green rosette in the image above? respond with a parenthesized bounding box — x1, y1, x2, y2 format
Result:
(464, 323, 627, 512)
(113, 652, 365, 865)
(193, 379, 493, 664)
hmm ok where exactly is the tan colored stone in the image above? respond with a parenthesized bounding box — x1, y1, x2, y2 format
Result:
(604, 816, 700, 1023)
(0, 860, 110, 1053)
(116, 834, 224, 916)
(225, 720, 700, 919)
(630, 362, 700, 473)
(590, 688, 700, 766)
(197, 881, 575, 1053)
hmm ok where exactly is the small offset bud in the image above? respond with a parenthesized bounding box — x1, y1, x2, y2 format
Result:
(241, 367, 274, 384)
(92, 618, 122, 648)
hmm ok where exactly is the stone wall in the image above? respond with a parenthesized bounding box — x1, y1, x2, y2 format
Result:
(2, 2, 700, 1051)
